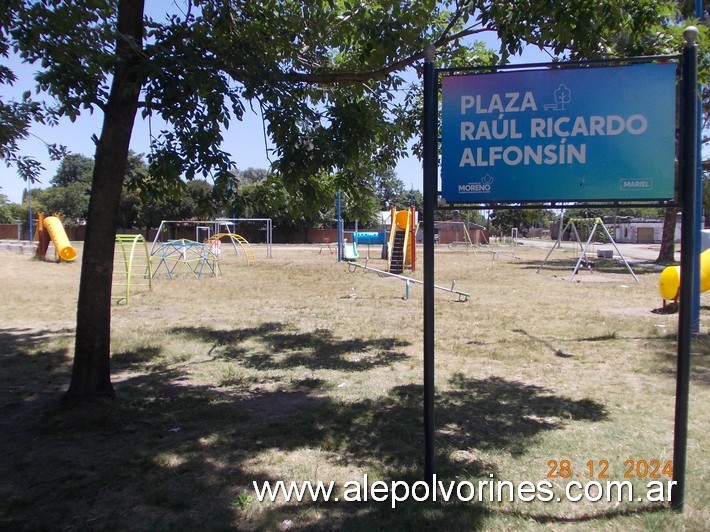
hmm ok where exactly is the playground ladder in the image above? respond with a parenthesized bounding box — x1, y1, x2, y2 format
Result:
(388, 207, 413, 274)
(390, 229, 406, 274)
(231, 234, 257, 266)
(113, 234, 153, 305)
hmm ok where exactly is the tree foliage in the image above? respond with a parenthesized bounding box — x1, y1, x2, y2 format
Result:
(488, 207, 555, 236)
(0, 193, 16, 223)
(51, 154, 94, 187)
(19, 151, 151, 226)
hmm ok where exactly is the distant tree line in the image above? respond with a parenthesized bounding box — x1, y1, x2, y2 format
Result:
(1, 153, 425, 233)
(4, 151, 708, 239)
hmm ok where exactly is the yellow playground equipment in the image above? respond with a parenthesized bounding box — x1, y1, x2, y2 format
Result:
(659, 248, 710, 304)
(35, 213, 77, 261)
(387, 205, 418, 274)
(112, 234, 152, 305)
(205, 233, 256, 266)
(44, 216, 77, 261)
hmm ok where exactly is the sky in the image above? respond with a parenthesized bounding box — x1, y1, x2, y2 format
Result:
(0, 16, 549, 205)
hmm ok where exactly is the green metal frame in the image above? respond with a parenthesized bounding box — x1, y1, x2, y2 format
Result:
(113, 234, 153, 305)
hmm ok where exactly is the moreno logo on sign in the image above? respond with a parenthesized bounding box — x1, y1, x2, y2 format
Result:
(459, 175, 493, 193)
(458, 183, 490, 192)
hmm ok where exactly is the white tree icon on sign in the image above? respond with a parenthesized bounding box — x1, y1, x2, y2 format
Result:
(544, 84, 572, 111)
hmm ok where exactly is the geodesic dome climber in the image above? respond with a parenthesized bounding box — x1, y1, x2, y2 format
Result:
(148, 220, 259, 279)
(151, 238, 221, 279)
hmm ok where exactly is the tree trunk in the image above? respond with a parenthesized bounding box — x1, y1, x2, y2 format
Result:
(63, 0, 145, 404)
(656, 206, 678, 264)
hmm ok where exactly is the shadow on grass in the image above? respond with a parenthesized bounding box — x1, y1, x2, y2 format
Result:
(0, 327, 74, 407)
(650, 331, 710, 386)
(0, 323, 659, 531)
(172, 322, 410, 371)
(112, 345, 163, 367)
(440, 373, 606, 450)
(508, 328, 624, 359)
(0, 326, 74, 363)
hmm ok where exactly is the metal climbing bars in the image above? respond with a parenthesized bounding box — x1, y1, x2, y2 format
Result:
(113, 234, 153, 305)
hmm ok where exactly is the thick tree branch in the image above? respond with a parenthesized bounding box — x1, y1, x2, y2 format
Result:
(224, 26, 491, 86)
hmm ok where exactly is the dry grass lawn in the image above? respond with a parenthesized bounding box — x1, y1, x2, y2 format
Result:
(0, 241, 707, 530)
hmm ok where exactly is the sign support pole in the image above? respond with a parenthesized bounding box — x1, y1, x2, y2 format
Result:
(672, 26, 699, 512)
(422, 44, 437, 486)
(692, 0, 703, 333)
(337, 190, 342, 262)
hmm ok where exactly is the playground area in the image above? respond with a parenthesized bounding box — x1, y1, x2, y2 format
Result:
(0, 242, 708, 530)
(13, 216, 269, 304)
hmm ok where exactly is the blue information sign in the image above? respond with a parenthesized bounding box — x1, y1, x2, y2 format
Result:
(440, 63, 677, 203)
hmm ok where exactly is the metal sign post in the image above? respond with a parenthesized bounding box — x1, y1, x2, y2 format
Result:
(422, 42, 696, 511)
(422, 44, 437, 486)
(671, 26, 700, 512)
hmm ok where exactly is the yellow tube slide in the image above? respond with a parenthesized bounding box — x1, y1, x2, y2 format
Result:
(659, 248, 710, 301)
(43, 216, 77, 261)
